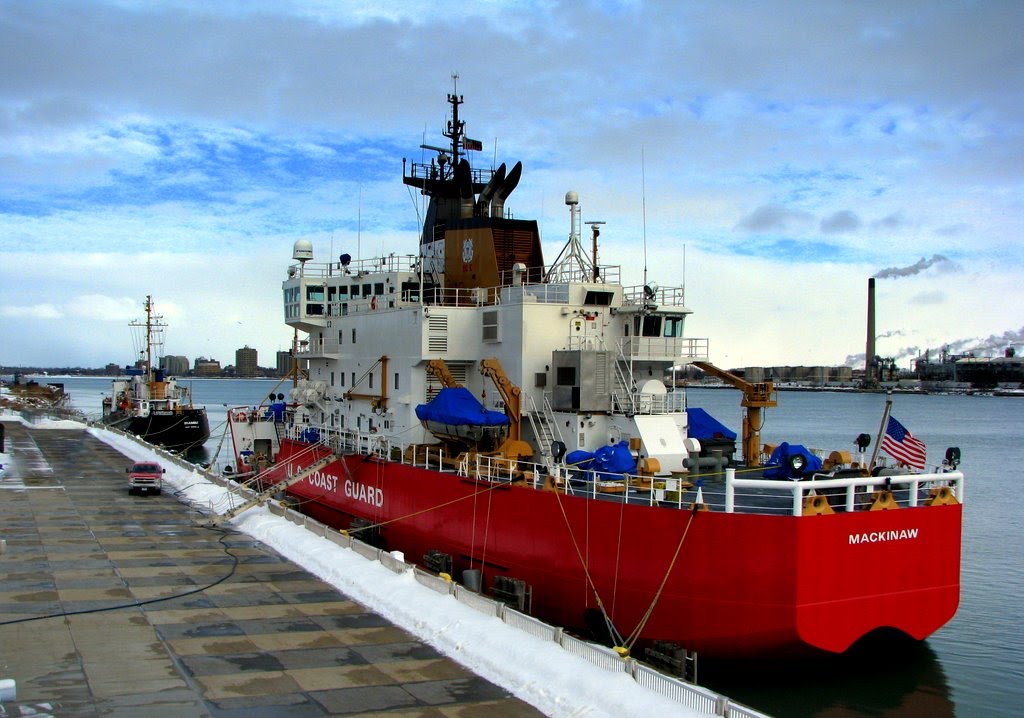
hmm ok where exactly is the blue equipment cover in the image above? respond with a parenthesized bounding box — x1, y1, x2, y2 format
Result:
(763, 442, 823, 479)
(592, 441, 637, 474)
(415, 387, 510, 426)
(688, 407, 737, 440)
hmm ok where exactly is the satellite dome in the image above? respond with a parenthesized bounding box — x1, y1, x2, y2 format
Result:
(293, 239, 314, 262)
(564, 191, 579, 206)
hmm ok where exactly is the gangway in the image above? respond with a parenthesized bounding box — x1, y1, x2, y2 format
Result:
(201, 453, 336, 527)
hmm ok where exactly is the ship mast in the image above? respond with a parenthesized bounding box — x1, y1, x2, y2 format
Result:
(145, 295, 153, 377)
(129, 295, 167, 380)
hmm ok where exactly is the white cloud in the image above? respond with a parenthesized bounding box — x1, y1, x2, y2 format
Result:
(1, 303, 62, 319)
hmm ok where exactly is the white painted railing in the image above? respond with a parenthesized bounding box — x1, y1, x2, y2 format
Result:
(724, 468, 965, 515)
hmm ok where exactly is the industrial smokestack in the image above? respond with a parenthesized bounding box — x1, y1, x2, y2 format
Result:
(865, 277, 876, 384)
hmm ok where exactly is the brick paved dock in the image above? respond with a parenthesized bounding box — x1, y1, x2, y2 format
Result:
(0, 419, 542, 717)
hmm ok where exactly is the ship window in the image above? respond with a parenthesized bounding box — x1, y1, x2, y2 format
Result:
(401, 281, 421, 302)
(350, 284, 360, 297)
(394, 372, 400, 390)
(663, 315, 683, 337)
(338, 330, 342, 345)
(369, 373, 374, 389)
(482, 310, 499, 342)
(557, 367, 577, 386)
(583, 290, 613, 306)
(363, 283, 372, 296)
(339, 286, 349, 299)
(351, 372, 356, 387)
(352, 328, 356, 343)
(375, 282, 384, 295)
(640, 315, 661, 337)
(340, 372, 345, 387)
(330, 371, 334, 386)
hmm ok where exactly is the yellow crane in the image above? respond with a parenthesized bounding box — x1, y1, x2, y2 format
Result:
(425, 358, 463, 388)
(692, 361, 777, 466)
(479, 357, 533, 461)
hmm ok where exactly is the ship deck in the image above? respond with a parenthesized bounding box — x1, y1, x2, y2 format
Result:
(0, 419, 540, 717)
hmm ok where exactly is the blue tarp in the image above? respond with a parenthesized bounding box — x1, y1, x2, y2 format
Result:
(415, 387, 510, 426)
(264, 401, 287, 422)
(687, 407, 737, 441)
(763, 442, 823, 479)
(565, 441, 637, 477)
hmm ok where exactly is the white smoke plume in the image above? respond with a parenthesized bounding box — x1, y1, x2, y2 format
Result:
(844, 344, 921, 368)
(874, 254, 951, 279)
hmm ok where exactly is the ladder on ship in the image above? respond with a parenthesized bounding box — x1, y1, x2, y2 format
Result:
(201, 452, 337, 527)
(612, 341, 638, 415)
(526, 393, 563, 462)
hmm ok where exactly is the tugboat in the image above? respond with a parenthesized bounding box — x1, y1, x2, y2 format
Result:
(102, 296, 210, 451)
(226, 88, 964, 660)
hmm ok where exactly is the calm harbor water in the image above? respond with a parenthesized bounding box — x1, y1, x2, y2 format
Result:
(40, 376, 1024, 717)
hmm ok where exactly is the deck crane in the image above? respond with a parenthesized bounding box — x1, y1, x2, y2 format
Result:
(692, 361, 777, 467)
(425, 358, 463, 388)
(479, 357, 534, 461)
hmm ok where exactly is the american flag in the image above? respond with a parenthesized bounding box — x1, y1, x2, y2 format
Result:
(881, 416, 927, 469)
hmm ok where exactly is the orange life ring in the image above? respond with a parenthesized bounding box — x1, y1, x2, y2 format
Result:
(370, 296, 378, 310)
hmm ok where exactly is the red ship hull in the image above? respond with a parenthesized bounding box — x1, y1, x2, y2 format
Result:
(265, 439, 961, 659)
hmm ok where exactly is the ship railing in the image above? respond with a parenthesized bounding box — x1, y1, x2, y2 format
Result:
(500, 282, 572, 304)
(618, 336, 709, 361)
(609, 388, 687, 415)
(622, 284, 686, 307)
(287, 254, 419, 279)
(724, 468, 965, 516)
(538, 264, 624, 286)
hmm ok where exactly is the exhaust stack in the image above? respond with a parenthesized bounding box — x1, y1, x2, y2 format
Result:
(865, 277, 876, 386)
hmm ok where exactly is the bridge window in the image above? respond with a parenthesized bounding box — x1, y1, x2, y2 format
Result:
(584, 290, 613, 306)
(663, 315, 683, 337)
(635, 315, 661, 337)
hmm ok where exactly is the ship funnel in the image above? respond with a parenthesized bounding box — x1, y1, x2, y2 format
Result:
(490, 161, 522, 218)
(457, 159, 474, 219)
(476, 163, 507, 217)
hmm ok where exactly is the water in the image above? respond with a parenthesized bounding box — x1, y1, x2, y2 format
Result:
(41, 376, 1024, 716)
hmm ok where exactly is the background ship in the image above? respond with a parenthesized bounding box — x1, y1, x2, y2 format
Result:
(102, 296, 210, 451)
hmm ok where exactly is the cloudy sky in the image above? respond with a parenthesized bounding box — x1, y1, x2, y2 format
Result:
(2, 0, 1022, 371)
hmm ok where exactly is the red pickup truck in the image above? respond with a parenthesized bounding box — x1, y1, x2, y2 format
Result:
(126, 461, 164, 495)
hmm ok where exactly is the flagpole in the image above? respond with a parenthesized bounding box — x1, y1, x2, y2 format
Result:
(868, 391, 893, 471)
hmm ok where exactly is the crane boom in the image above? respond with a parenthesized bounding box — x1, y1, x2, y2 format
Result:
(479, 357, 532, 460)
(692, 361, 777, 466)
(425, 359, 463, 388)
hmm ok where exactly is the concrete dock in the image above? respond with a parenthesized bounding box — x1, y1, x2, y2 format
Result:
(0, 419, 542, 717)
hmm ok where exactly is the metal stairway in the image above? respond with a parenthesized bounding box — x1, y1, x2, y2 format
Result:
(526, 393, 563, 462)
